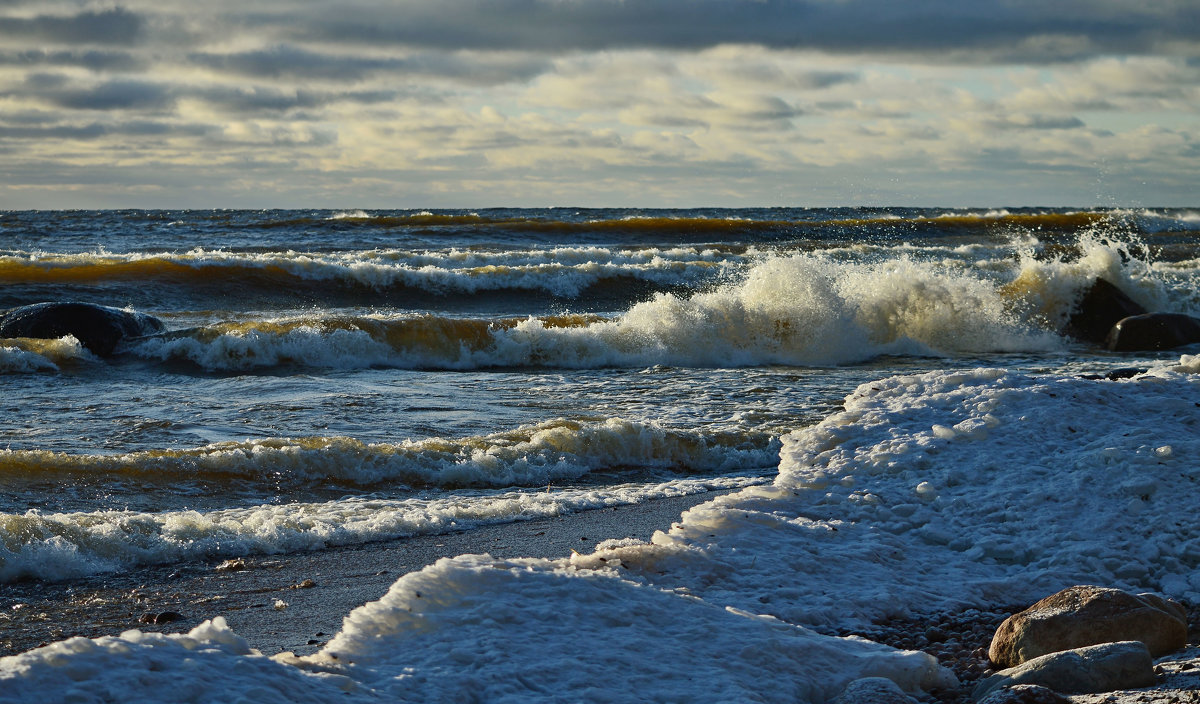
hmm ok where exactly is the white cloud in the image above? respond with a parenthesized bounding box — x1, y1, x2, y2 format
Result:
(0, 1, 1195, 206)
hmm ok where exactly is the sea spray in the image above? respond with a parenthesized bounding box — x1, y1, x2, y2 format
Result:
(128, 253, 1072, 371)
(1005, 231, 1176, 329)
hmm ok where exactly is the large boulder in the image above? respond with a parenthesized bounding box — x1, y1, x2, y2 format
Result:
(0, 302, 164, 357)
(1105, 312, 1200, 351)
(1065, 278, 1148, 344)
(973, 641, 1156, 700)
(988, 585, 1187, 668)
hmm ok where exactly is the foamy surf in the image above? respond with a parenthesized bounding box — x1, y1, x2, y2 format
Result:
(0, 418, 779, 490)
(0, 336, 93, 373)
(14, 355, 1198, 701)
(579, 357, 1200, 629)
(0, 475, 765, 583)
(126, 251, 1070, 371)
(0, 568, 951, 704)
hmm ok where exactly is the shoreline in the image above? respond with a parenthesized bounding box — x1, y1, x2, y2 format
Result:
(4, 487, 1199, 703)
(1, 490, 726, 658)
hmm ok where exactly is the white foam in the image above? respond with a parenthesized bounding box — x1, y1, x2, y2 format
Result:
(7, 362, 1199, 701)
(491, 250, 1057, 369)
(0, 337, 92, 373)
(1008, 232, 1186, 327)
(0, 345, 59, 373)
(0, 564, 952, 704)
(130, 252, 1067, 371)
(1168, 353, 1200, 374)
(0, 475, 765, 583)
(0, 618, 352, 702)
(131, 322, 401, 370)
(581, 360, 1200, 627)
(302, 554, 953, 702)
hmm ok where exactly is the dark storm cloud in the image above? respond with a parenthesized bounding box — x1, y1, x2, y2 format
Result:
(194, 86, 400, 113)
(0, 49, 144, 72)
(189, 45, 551, 84)
(0, 120, 213, 140)
(26, 79, 176, 111)
(0, 8, 142, 45)
(289, 0, 1197, 60)
(8, 73, 406, 116)
(986, 115, 1087, 131)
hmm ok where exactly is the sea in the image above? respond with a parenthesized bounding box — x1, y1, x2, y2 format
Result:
(1, 207, 1198, 702)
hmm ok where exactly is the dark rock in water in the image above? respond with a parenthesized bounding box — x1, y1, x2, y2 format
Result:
(1065, 279, 1148, 343)
(0, 302, 164, 356)
(139, 611, 186, 625)
(1106, 312, 1200, 351)
(1077, 367, 1148, 381)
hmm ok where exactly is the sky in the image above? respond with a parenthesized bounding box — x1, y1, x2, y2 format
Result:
(0, 1, 1196, 208)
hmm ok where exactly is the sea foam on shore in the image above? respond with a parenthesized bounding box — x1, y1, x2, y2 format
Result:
(3, 356, 1197, 702)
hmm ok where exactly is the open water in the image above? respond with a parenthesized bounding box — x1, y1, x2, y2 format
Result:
(1, 207, 1198, 584)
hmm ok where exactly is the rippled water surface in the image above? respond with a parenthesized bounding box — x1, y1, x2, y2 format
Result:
(2, 206, 1197, 582)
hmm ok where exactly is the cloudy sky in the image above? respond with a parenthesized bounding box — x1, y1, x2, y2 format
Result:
(0, 1, 1196, 208)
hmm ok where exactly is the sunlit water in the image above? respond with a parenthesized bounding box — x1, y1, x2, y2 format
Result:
(2, 207, 1197, 582)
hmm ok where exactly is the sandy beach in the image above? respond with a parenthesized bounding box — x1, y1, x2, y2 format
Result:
(1, 491, 724, 658)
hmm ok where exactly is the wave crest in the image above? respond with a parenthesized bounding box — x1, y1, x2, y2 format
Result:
(0, 246, 738, 299)
(130, 252, 1063, 371)
(0, 337, 92, 373)
(0, 418, 778, 489)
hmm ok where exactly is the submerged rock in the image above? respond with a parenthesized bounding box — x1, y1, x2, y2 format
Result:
(1065, 279, 1148, 344)
(989, 585, 1187, 668)
(829, 676, 917, 704)
(975, 684, 1070, 704)
(0, 301, 164, 357)
(1105, 312, 1200, 351)
(139, 611, 186, 625)
(1076, 367, 1147, 381)
(973, 641, 1155, 700)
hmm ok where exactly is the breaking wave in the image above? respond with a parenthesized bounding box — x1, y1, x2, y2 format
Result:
(0, 418, 779, 490)
(0, 246, 740, 299)
(0, 337, 93, 373)
(0, 475, 766, 583)
(127, 250, 1075, 371)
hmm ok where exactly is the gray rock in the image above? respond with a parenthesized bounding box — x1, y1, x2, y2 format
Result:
(829, 676, 917, 704)
(976, 684, 1070, 704)
(973, 641, 1156, 701)
(989, 585, 1187, 668)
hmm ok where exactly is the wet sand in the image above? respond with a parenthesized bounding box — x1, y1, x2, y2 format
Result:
(0, 491, 721, 658)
